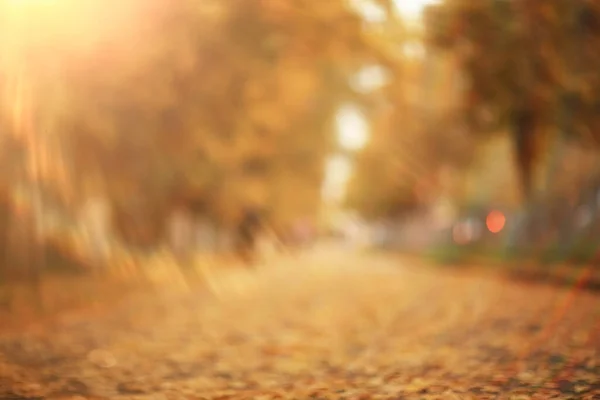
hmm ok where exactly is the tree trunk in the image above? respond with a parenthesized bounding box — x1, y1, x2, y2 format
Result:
(513, 107, 537, 203)
(504, 107, 538, 254)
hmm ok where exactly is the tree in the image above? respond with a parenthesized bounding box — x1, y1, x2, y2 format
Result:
(1, 0, 407, 250)
(425, 0, 600, 202)
(347, 104, 474, 218)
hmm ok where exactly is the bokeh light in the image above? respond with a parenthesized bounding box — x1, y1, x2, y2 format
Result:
(336, 105, 369, 152)
(486, 210, 506, 234)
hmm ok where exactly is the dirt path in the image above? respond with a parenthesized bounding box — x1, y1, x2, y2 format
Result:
(0, 247, 598, 399)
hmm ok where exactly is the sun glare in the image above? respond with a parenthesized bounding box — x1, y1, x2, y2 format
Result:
(3, 0, 55, 7)
(0, 0, 156, 63)
(2, 0, 73, 27)
(392, 0, 441, 21)
(351, 0, 441, 24)
(322, 155, 353, 204)
(336, 105, 369, 152)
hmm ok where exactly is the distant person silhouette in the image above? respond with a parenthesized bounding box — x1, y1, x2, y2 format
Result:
(236, 207, 264, 266)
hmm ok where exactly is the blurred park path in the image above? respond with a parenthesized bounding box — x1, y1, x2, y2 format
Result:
(0, 246, 599, 399)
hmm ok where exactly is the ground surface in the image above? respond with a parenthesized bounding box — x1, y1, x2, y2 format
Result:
(0, 245, 599, 399)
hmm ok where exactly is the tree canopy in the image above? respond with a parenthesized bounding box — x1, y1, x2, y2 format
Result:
(0, 0, 406, 245)
(425, 0, 600, 200)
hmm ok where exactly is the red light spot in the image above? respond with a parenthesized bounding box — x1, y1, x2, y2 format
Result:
(486, 210, 505, 233)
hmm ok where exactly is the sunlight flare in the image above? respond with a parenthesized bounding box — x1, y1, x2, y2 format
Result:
(336, 105, 369, 152)
(392, 0, 441, 20)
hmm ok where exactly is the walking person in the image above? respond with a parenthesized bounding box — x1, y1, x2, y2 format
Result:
(236, 207, 263, 267)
